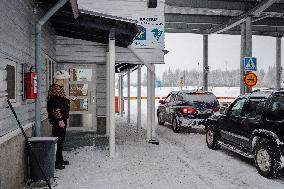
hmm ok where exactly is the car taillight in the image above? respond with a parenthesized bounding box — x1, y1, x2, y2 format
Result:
(180, 107, 197, 114)
(213, 107, 220, 112)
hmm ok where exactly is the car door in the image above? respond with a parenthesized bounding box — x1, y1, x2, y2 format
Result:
(165, 93, 177, 123)
(163, 94, 172, 123)
(220, 97, 247, 145)
(240, 98, 263, 149)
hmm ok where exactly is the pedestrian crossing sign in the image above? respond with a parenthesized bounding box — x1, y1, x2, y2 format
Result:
(244, 57, 257, 71)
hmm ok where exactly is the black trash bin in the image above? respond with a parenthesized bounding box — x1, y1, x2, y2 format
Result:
(28, 137, 58, 182)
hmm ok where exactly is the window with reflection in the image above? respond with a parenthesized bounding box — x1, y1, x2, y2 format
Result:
(230, 98, 246, 116)
(72, 69, 92, 81)
(70, 84, 88, 96)
(70, 99, 88, 111)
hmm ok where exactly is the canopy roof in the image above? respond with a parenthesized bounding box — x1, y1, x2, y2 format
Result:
(165, 0, 284, 37)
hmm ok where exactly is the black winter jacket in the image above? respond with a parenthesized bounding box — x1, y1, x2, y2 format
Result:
(47, 84, 70, 124)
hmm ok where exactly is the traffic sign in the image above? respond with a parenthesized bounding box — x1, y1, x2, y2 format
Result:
(156, 80, 161, 88)
(244, 57, 257, 71)
(179, 79, 184, 87)
(244, 72, 258, 88)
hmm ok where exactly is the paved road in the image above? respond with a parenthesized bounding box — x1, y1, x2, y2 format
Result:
(157, 123, 284, 189)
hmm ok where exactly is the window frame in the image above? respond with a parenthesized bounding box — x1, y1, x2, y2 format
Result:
(4, 59, 18, 103)
(46, 55, 56, 89)
(243, 98, 263, 118)
(228, 98, 247, 117)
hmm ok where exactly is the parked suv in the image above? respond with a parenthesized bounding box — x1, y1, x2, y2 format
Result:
(205, 90, 284, 178)
(157, 90, 219, 133)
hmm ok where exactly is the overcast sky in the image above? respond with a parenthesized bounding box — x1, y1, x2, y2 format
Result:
(153, 33, 284, 78)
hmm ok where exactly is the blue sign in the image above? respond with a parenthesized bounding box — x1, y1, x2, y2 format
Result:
(135, 27, 146, 40)
(244, 57, 257, 71)
(151, 28, 163, 42)
(156, 80, 161, 88)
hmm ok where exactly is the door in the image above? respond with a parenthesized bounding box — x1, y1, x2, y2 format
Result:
(220, 98, 247, 144)
(241, 98, 263, 149)
(165, 93, 176, 123)
(65, 64, 96, 131)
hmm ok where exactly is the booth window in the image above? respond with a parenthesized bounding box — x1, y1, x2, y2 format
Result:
(6, 61, 17, 102)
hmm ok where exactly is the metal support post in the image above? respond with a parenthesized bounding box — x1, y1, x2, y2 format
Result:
(118, 76, 121, 116)
(147, 66, 152, 141)
(127, 68, 131, 124)
(35, 0, 69, 137)
(119, 75, 124, 117)
(137, 65, 142, 132)
(106, 49, 110, 136)
(203, 35, 209, 91)
(245, 17, 252, 93)
(109, 29, 116, 157)
(240, 23, 246, 95)
(151, 64, 156, 139)
(147, 64, 159, 145)
(276, 37, 282, 90)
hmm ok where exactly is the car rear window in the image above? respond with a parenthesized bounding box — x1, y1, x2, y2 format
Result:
(184, 93, 218, 108)
(185, 93, 216, 102)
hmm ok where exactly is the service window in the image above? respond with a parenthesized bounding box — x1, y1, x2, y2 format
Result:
(5, 60, 17, 102)
(229, 98, 246, 117)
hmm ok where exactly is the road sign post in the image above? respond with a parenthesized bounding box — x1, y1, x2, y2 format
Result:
(179, 77, 184, 90)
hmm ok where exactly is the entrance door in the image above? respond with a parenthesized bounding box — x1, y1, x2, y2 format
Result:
(64, 64, 96, 131)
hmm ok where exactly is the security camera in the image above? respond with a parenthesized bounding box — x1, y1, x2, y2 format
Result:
(148, 0, 157, 8)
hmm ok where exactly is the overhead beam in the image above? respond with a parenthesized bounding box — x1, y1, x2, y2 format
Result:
(165, 14, 231, 25)
(165, 0, 284, 13)
(165, 5, 284, 18)
(166, 22, 284, 32)
(207, 0, 280, 34)
(165, 5, 243, 17)
(165, 0, 256, 11)
(165, 28, 284, 37)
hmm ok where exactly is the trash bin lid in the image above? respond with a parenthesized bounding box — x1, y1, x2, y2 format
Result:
(28, 137, 58, 143)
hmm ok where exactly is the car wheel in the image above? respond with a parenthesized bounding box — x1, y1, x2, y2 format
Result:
(254, 142, 281, 178)
(206, 126, 220, 150)
(158, 112, 165, 125)
(172, 117, 181, 133)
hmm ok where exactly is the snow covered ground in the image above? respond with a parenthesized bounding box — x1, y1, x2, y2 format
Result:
(32, 87, 284, 189)
(50, 117, 284, 189)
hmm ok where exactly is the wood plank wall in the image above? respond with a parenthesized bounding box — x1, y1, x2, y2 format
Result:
(0, 0, 56, 136)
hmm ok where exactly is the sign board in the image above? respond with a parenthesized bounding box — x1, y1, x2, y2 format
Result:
(156, 80, 161, 88)
(179, 79, 184, 87)
(244, 72, 258, 87)
(244, 57, 257, 71)
(133, 16, 164, 49)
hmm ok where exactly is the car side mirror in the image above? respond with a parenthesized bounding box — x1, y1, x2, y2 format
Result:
(159, 100, 165, 104)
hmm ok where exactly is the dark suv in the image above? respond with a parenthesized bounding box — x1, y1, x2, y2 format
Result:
(157, 90, 219, 133)
(205, 90, 284, 178)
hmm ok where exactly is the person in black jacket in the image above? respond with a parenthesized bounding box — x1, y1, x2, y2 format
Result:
(47, 70, 76, 170)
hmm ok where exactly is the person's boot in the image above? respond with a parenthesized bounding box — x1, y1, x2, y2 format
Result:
(61, 160, 70, 165)
(55, 163, 65, 170)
